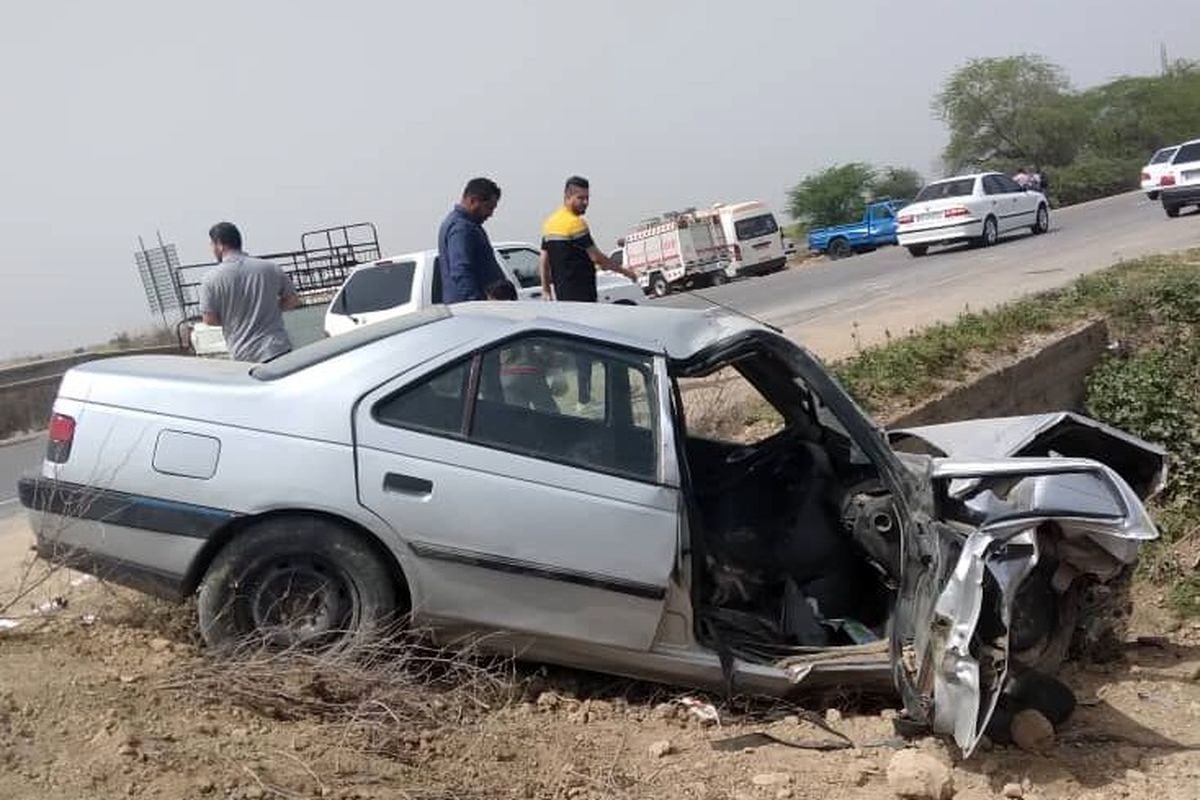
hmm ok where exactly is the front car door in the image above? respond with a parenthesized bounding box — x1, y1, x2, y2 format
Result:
(496, 246, 545, 299)
(869, 204, 897, 243)
(354, 333, 681, 651)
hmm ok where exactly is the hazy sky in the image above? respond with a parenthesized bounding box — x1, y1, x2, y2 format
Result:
(3, 0, 1198, 358)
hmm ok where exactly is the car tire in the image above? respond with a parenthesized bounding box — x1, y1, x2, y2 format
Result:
(978, 216, 999, 247)
(1032, 204, 1050, 234)
(1164, 203, 1181, 218)
(827, 238, 852, 260)
(710, 271, 729, 287)
(649, 273, 670, 298)
(906, 245, 928, 258)
(1147, 191, 1159, 201)
(198, 515, 398, 651)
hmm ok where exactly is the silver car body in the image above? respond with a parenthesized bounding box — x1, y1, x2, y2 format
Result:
(20, 304, 1164, 755)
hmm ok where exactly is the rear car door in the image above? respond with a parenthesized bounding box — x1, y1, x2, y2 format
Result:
(981, 175, 1014, 231)
(354, 334, 681, 650)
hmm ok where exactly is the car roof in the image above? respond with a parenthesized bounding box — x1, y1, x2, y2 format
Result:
(445, 301, 766, 359)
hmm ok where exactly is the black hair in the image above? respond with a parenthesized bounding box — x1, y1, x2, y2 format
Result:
(208, 222, 242, 250)
(484, 280, 518, 301)
(564, 175, 590, 194)
(463, 177, 502, 202)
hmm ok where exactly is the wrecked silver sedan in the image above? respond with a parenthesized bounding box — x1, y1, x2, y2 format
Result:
(19, 304, 1165, 754)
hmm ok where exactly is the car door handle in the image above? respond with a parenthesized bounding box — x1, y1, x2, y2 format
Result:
(384, 472, 433, 496)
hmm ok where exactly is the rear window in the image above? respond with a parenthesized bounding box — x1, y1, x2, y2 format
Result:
(251, 306, 450, 381)
(734, 214, 779, 241)
(914, 178, 976, 202)
(1172, 142, 1200, 164)
(331, 261, 415, 315)
(1151, 147, 1178, 165)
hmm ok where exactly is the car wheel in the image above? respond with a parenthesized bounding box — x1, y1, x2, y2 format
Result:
(827, 238, 852, 260)
(198, 516, 398, 651)
(979, 216, 999, 247)
(1147, 191, 1159, 201)
(1164, 203, 1181, 218)
(649, 273, 670, 298)
(906, 245, 928, 257)
(1032, 204, 1050, 234)
(710, 270, 729, 287)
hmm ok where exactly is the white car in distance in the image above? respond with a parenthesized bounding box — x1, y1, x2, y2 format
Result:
(1157, 139, 1200, 218)
(1141, 145, 1179, 200)
(896, 173, 1049, 257)
(324, 242, 642, 338)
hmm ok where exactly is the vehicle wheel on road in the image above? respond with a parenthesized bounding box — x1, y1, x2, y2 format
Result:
(906, 245, 928, 258)
(1147, 191, 1159, 201)
(827, 238, 853, 260)
(710, 271, 729, 287)
(649, 273, 670, 298)
(1032, 204, 1050, 234)
(198, 515, 398, 651)
(978, 216, 999, 247)
(1164, 203, 1181, 218)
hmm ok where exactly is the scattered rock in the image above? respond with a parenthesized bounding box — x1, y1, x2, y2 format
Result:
(147, 638, 171, 653)
(244, 786, 265, 800)
(1010, 709, 1055, 755)
(775, 790, 794, 800)
(886, 750, 955, 800)
(195, 778, 216, 795)
(117, 743, 137, 757)
(1002, 783, 1024, 798)
(751, 772, 793, 787)
(825, 708, 843, 724)
(648, 739, 674, 759)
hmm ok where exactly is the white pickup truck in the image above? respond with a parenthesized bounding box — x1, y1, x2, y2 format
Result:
(190, 242, 643, 354)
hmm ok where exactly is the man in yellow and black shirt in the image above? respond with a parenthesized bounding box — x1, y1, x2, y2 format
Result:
(540, 175, 637, 302)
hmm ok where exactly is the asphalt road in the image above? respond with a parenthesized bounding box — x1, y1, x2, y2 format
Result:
(1, 192, 1196, 507)
(657, 192, 1200, 336)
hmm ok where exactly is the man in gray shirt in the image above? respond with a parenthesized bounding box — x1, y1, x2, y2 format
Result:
(200, 222, 299, 362)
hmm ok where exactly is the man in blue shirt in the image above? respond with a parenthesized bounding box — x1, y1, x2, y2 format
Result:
(437, 178, 506, 303)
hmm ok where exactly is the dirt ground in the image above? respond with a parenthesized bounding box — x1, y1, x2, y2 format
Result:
(2, 517, 1199, 800)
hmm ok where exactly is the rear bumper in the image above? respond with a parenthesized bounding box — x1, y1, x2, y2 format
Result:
(897, 220, 983, 246)
(1161, 185, 1200, 205)
(18, 477, 228, 601)
(736, 256, 787, 276)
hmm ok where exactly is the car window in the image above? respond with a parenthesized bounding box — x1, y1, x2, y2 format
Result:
(676, 366, 785, 445)
(996, 175, 1024, 193)
(733, 214, 779, 241)
(498, 247, 541, 289)
(982, 175, 1005, 195)
(914, 178, 976, 202)
(871, 205, 894, 221)
(373, 359, 471, 435)
(610, 250, 624, 268)
(1172, 142, 1200, 164)
(473, 337, 657, 480)
(1151, 148, 1178, 165)
(331, 261, 415, 315)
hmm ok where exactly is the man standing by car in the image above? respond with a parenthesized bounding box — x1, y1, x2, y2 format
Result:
(539, 175, 637, 303)
(437, 178, 505, 303)
(201, 222, 299, 362)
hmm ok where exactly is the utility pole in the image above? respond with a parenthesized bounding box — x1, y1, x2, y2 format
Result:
(1161, 42, 1169, 76)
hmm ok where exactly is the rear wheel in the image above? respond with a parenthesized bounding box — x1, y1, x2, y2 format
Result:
(649, 273, 670, 298)
(827, 238, 853, 260)
(1147, 191, 1160, 201)
(1032, 204, 1050, 234)
(978, 216, 999, 247)
(709, 270, 729, 287)
(1164, 202, 1181, 218)
(198, 516, 398, 651)
(906, 244, 928, 258)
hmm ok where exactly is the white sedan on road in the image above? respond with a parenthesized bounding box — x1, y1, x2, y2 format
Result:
(896, 173, 1050, 257)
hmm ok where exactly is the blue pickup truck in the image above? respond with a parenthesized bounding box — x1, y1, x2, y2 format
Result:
(806, 200, 902, 259)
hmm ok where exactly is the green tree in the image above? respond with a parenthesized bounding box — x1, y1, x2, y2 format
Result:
(787, 162, 874, 228)
(934, 55, 1088, 171)
(872, 167, 923, 202)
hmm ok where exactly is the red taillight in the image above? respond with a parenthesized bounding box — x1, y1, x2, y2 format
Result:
(897, 214, 914, 224)
(47, 413, 75, 463)
(944, 207, 971, 218)
(1161, 174, 1177, 187)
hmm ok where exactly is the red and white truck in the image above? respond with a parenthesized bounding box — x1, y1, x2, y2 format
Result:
(622, 210, 734, 297)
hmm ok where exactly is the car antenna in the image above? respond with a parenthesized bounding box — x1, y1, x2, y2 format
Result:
(688, 289, 783, 333)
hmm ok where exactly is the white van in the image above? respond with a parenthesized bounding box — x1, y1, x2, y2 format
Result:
(713, 201, 786, 276)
